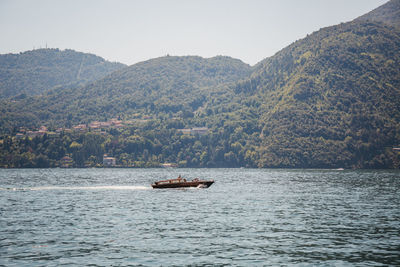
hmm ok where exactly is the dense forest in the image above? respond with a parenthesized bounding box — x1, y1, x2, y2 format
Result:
(1, 0, 400, 169)
(0, 48, 126, 98)
(0, 122, 260, 168)
(0, 55, 252, 131)
(243, 21, 400, 168)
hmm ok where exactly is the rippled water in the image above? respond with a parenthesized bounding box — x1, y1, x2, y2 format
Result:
(0, 168, 399, 266)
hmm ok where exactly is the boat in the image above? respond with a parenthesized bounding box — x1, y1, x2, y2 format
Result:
(151, 176, 214, 189)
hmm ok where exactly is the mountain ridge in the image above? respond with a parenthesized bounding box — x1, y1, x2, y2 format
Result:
(248, 20, 400, 168)
(0, 48, 126, 98)
(0, 55, 252, 131)
(1, 1, 400, 168)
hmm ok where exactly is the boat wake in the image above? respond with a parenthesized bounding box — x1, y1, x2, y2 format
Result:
(0, 185, 152, 191)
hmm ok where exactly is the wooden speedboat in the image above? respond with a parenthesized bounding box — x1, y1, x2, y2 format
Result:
(151, 176, 214, 189)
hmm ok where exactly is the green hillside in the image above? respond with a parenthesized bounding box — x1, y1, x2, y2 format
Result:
(239, 21, 400, 168)
(1, 1, 400, 168)
(0, 48, 126, 98)
(0, 55, 251, 131)
(0, 56, 254, 168)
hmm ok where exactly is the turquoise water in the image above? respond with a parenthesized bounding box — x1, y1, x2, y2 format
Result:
(0, 168, 399, 266)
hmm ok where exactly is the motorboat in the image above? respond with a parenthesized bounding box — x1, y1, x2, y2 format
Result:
(151, 176, 214, 189)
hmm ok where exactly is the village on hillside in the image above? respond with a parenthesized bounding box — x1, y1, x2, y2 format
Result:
(13, 117, 209, 140)
(5, 118, 209, 168)
(14, 118, 139, 139)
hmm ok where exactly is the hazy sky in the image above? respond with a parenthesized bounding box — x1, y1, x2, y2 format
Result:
(0, 0, 388, 66)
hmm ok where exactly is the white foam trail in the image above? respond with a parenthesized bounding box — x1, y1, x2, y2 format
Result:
(0, 187, 24, 191)
(3, 185, 152, 191)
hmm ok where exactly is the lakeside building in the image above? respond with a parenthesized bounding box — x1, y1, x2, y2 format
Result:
(103, 154, 116, 167)
(39, 126, 48, 132)
(178, 129, 192, 135)
(73, 124, 87, 132)
(178, 127, 209, 136)
(161, 163, 178, 168)
(26, 130, 46, 138)
(191, 127, 208, 135)
(23, 125, 49, 138)
(60, 156, 73, 168)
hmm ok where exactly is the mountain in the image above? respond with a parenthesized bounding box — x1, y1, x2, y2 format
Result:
(234, 19, 400, 168)
(1, 1, 400, 168)
(0, 55, 252, 130)
(0, 48, 126, 98)
(356, 0, 400, 27)
(199, 0, 400, 168)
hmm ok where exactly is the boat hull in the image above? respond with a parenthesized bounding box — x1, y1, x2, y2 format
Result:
(151, 180, 214, 189)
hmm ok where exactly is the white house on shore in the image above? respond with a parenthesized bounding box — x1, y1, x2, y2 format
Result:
(103, 154, 116, 167)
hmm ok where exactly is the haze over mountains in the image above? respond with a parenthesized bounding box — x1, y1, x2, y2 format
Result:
(1, 0, 400, 168)
(0, 48, 126, 98)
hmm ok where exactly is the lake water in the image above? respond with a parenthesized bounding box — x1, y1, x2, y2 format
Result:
(0, 168, 399, 266)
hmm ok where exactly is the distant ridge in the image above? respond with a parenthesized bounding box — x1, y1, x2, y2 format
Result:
(0, 48, 126, 98)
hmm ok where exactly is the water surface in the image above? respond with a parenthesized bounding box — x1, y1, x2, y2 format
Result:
(0, 168, 399, 266)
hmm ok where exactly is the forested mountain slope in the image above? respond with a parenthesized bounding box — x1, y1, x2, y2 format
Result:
(1, 1, 400, 168)
(237, 21, 400, 168)
(0, 48, 126, 98)
(0, 56, 251, 130)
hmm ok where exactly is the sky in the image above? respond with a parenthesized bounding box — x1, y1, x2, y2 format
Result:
(0, 0, 388, 66)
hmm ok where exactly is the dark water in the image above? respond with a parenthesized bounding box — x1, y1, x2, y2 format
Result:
(0, 168, 399, 266)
